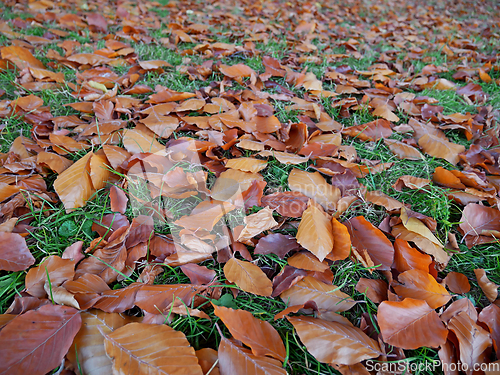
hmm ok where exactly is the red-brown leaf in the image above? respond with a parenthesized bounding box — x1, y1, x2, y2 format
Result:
(0, 305, 81, 375)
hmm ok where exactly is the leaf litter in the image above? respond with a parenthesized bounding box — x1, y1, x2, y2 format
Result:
(0, 0, 499, 374)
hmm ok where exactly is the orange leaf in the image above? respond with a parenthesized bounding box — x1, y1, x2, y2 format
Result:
(288, 168, 340, 211)
(296, 201, 334, 262)
(287, 315, 381, 366)
(378, 298, 448, 349)
(1, 45, 45, 70)
(213, 305, 286, 361)
(448, 312, 492, 375)
(0, 305, 81, 374)
(224, 258, 273, 297)
(218, 335, 286, 375)
(393, 269, 451, 309)
(418, 133, 465, 165)
(0, 232, 35, 271)
(104, 323, 203, 375)
(345, 216, 394, 271)
(54, 151, 95, 212)
(66, 310, 135, 375)
(474, 269, 498, 303)
(445, 272, 471, 294)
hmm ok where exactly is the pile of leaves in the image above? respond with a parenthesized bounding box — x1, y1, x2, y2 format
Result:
(0, 0, 499, 374)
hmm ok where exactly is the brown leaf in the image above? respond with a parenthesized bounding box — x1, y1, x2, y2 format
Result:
(365, 190, 405, 211)
(37, 152, 73, 174)
(345, 216, 394, 271)
(237, 207, 278, 245)
(391, 224, 450, 269)
(213, 305, 286, 361)
(448, 312, 492, 375)
(211, 169, 264, 202)
(180, 263, 216, 284)
(260, 191, 309, 218)
(134, 284, 205, 313)
(224, 257, 272, 297)
(122, 127, 164, 154)
(458, 203, 500, 248)
(288, 168, 340, 211)
(326, 218, 351, 261)
(296, 201, 334, 262)
(393, 269, 451, 309)
(54, 151, 95, 212)
(109, 185, 128, 213)
(225, 158, 268, 173)
(272, 266, 307, 297)
(66, 310, 134, 375)
(478, 303, 500, 357)
(474, 269, 498, 302)
(342, 119, 392, 141)
(418, 133, 465, 165)
(25, 255, 75, 298)
(355, 278, 388, 304)
(378, 298, 448, 349)
(196, 348, 220, 375)
(288, 251, 329, 272)
(433, 166, 466, 189)
(218, 335, 286, 375)
(280, 276, 355, 313)
(1, 45, 45, 69)
(384, 139, 424, 160)
(287, 315, 381, 366)
(254, 233, 300, 259)
(75, 226, 129, 284)
(104, 323, 203, 375)
(0, 305, 81, 375)
(393, 238, 432, 273)
(392, 175, 431, 191)
(0, 232, 34, 271)
(445, 272, 471, 294)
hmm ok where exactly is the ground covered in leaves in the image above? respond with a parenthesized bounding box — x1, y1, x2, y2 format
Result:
(0, 0, 500, 374)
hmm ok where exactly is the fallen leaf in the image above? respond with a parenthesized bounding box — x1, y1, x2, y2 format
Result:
(287, 315, 381, 366)
(280, 276, 356, 313)
(288, 168, 340, 211)
(0, 232, 35, 271)
(296, 201, 334, 262)
(418, 133, 465, 165)
(254, 233, 301, 259)
(0, 305, 81, 375)
(260, 191, 309, 218)
(378, 298, 448, 349)
(448, 312, 492, 375)
(475, 269, 498, 302)
(355, 278, 388, 304)
(393, 269, 451, 309)
(237, 207, 278, 244)
(213, 305, 286, 361)
(224, 257, 273, 297)
(345, 216, 394, 271)
(66, 310, 134, 375)
(104, 323, 203, 375)
(54, 151, 95, 212)
(218, 334, 286, 375)
(445, 272, 471, 294)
